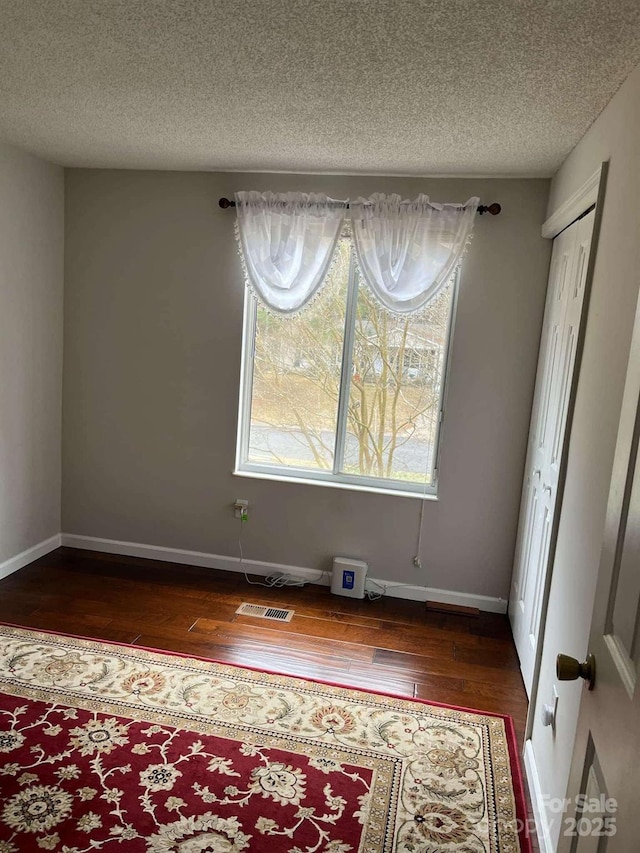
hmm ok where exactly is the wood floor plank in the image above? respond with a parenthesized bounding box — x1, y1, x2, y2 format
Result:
(373, 646, 525, 688)
(133, 632, 417, 696)
(228, 612, 457, 658)
(21, 610, 113, 634)
(453, 640, 521, 669)
(138, 628, 356, 671)
(191, 618, 377, 662)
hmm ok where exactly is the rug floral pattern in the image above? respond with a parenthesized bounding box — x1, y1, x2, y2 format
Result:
(0, 626, 522, 852)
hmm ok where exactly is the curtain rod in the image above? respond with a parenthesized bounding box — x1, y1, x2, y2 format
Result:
(218, 197, 501, 216)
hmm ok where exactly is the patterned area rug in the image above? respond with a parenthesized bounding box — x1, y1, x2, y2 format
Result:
(0, 625, 528, 852)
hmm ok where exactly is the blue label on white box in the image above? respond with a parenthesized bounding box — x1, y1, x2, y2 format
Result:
(342, 570, 355, 589)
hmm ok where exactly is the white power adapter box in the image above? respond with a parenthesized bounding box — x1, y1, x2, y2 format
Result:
(330, 557, 368, 599)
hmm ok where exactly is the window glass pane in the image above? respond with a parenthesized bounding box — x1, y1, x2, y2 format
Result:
(341, 277, 453, 485)
(246, 240, 351, 471)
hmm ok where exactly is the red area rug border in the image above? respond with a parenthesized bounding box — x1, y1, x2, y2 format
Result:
(0, 620, 533, 852)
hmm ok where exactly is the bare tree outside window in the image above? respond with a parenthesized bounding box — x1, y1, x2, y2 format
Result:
(242, 239, 454, 491)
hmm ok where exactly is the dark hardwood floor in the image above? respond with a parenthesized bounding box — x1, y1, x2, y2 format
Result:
(0, 547, 529, 737)
(0, 546, 538, 850)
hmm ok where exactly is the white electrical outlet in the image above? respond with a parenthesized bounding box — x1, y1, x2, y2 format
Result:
(234, 499, 248, 520)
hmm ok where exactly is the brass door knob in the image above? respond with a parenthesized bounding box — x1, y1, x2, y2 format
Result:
(556, 653, 596, 690)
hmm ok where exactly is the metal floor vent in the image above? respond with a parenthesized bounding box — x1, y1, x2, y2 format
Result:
(236, 602, 294, 622)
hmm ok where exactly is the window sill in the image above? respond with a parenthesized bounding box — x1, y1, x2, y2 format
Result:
(233, 468, 439, 500)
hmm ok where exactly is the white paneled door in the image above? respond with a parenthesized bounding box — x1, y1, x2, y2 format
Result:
(510, 210, 595, 696)
(558, 281, 640, 852)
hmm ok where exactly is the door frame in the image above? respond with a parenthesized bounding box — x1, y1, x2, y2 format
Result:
(520, 162, 609, 741)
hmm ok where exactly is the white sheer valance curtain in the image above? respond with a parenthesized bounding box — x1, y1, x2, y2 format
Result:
(350, 194, 479, 314)
(234, 191, 479, 315)
(234, 191, 347, 315)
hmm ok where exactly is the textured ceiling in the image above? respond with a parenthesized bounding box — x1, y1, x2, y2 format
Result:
(0, 1, 639, 176)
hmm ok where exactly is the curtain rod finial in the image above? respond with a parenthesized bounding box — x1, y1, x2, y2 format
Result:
(480, 203, 501, 216)
(219, 197, 233, 209)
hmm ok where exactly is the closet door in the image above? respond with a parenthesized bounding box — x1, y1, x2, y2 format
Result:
(509, 211, 595, 696)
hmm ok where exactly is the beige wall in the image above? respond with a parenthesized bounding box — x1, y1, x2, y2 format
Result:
(62, 171, 550, 600)
(0, 142, 64, 566)
(530, 62, 640, 847)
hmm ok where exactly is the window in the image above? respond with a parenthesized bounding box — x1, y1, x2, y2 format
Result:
(236, 237, 457, 496)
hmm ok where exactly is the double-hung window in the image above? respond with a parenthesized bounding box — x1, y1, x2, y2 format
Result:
(236, 236, 456, 496)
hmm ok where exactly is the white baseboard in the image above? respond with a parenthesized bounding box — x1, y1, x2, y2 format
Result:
(384, 582, 507, 613)
(0, 534, 62, 581)
(60, 533, 507, 613)
(524, 739, 554, 853)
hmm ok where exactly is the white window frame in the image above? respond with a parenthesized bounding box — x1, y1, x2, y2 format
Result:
(234, 258, 459, 499)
